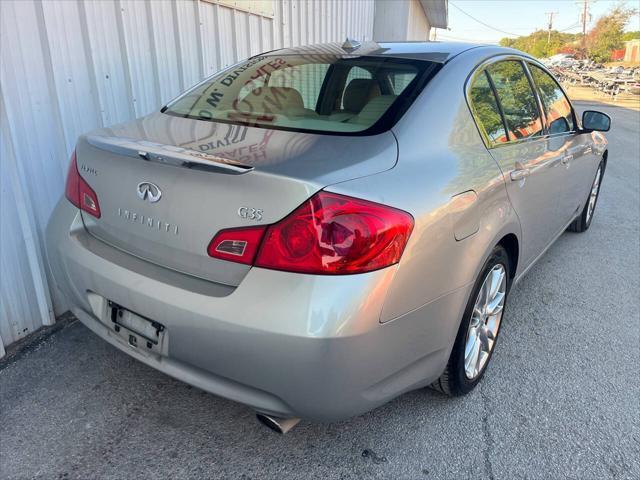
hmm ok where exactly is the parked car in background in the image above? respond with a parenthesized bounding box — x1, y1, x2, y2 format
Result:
(543, 53, 576, 68)
(47, 41, 610, 433)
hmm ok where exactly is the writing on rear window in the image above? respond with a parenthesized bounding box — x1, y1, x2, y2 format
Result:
(163, 54, 438, 136)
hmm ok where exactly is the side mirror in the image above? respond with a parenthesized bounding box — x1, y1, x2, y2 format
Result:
(582, 110, 611, 132)
(549, 117, 570, 135)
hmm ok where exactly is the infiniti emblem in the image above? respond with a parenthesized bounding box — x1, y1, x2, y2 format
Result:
(137, 182, 162, 203)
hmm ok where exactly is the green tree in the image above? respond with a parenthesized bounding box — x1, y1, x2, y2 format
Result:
(499, 31, 580, 58)
(622, 31, 640, 41)
(586, 5, 638, 62)
(499, 3, 639, 60)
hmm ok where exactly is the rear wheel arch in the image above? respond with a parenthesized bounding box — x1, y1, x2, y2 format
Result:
(497, 233, 519, 282)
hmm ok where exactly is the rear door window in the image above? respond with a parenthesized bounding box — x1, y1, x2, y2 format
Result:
(529, 64, 575, 134)
(486, 61, 544, 140)
(469, 71, 508, 145)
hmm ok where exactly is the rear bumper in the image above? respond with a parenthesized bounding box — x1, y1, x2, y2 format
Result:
(46, 199, 469, 421)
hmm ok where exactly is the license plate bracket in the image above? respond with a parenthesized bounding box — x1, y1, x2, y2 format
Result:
(108, 301, 165, 351)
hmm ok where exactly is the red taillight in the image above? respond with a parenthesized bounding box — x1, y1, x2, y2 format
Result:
(65, 150, 101, 218)
(208, 192, 414, 275)
(207, 226, 267, 265)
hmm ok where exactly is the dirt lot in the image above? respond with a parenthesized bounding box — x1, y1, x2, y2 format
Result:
(564, 83, 640, 110)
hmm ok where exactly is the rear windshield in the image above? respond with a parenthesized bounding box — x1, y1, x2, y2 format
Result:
(163, 54, 440, 136)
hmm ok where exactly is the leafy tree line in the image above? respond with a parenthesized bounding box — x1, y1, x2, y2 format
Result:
(499, 31, 581, 59)
(500, 5, 639, 62)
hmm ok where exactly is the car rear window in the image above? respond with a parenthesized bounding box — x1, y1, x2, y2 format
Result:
(163, 54, 440, 136)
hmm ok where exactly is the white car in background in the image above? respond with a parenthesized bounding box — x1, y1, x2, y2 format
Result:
(544, 53, 577, 68)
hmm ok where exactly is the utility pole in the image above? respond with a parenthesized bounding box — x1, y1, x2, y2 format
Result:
(545, 11, 558, 47)
(579, 0, 591, 50)
(581, 0, 589, 37)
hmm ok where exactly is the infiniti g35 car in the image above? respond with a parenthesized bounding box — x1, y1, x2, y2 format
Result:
(46, 41, 610, 433)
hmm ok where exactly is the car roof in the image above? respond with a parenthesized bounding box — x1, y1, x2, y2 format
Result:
(263, 41, 505, 63)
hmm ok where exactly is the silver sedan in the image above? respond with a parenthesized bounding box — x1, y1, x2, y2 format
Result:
(46, 41, 609, 433)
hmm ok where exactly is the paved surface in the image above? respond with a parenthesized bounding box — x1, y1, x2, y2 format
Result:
(1, 102, 639, 480)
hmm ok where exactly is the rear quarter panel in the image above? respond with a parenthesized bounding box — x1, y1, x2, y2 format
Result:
(326, 48, 521, 324)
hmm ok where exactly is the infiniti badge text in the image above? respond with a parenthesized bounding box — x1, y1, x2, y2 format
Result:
(117, 208, 179, 235)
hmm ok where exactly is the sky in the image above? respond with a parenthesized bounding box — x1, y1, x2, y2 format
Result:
(438, 0, 640, 44)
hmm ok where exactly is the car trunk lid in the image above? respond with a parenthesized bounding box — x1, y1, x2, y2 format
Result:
(76, 114, 398, 286)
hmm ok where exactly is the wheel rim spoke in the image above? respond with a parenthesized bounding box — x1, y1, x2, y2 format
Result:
(488, 268, 501, 299)
(487, 291, 505, 315)
(486, 314, 501, 339)
(465, 332, 482, 378)
(464, 326, 479, 359)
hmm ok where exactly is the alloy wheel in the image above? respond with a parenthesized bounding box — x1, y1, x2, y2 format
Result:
(464, 264, 507, 380)
(586, 166, 602, 224)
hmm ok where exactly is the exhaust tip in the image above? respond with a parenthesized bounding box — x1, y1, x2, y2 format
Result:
(256, 413, 300, 434)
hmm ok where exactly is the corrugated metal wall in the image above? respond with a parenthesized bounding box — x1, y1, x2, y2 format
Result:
(0, 0, 375, 354)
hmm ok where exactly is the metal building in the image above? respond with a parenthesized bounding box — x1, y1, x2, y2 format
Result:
(0, 0, 448, 356)
(624, 39, 640, 63)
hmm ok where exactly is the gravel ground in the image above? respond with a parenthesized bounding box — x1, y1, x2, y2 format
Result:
(1, 102, 638, 480)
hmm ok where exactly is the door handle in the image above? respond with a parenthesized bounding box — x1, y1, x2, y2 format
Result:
(510, 168, 530, 181)
(561, 153, 574, 165)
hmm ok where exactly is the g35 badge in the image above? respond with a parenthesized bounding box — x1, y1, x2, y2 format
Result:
(238, 206, 263, 221)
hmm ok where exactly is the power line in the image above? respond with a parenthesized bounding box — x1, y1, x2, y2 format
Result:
(558, 22, 582, 32)
(449, 1, 522, 37)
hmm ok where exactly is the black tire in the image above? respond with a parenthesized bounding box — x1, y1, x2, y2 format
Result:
(431, 245, 511, 396)
(568, 161, 604, 233)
